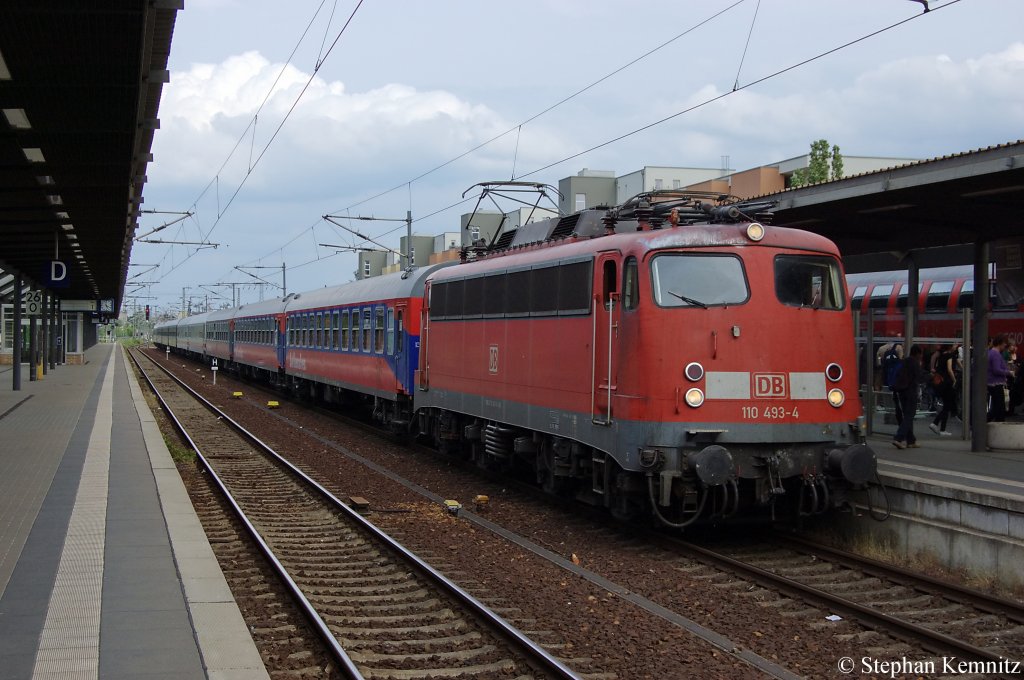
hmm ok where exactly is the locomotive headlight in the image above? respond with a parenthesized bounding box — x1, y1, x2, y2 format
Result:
(745, 223, 765, 241)
(685, 388, 705, 408)
(684, 362, 704, 381)
(825, 363, 843, 382)
(827, 388, 845, 408)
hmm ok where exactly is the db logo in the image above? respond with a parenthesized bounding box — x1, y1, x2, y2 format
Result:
(488, 345, 499, 374)
(753, 373, 787, 398)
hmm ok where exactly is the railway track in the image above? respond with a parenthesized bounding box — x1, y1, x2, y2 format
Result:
(130, 349, 580, 680)
(142, 347, 1024, 677)
(662, 532, 1024, 675)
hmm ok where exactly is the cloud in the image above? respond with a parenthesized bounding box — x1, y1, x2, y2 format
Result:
(151, 51, 575, 205)
(649, 42, 1024, 168)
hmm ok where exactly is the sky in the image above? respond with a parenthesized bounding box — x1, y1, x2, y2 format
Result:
(131, 0, 1024, 315)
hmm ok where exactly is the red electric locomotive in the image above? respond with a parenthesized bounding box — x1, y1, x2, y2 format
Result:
(416, 191, 877, 526)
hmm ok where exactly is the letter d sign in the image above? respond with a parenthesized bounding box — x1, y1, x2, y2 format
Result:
(47, 260, 69, 288)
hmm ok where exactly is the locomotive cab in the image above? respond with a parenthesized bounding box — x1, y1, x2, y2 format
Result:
(600, 221, 875, 526)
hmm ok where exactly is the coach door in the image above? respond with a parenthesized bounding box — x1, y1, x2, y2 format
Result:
(277, 315, 287, 369)
(394, 303, 409, 392)
(593, 253, 619, 424)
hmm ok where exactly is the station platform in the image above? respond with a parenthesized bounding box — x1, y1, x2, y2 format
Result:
(868, 407, 1024, 501)
(0, 343, 267, 680)
(841, 408, 1024, 589)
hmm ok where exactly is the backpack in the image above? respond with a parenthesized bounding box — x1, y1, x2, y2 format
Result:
(892, 358, 912, 392)
(883, 348, 902, 388)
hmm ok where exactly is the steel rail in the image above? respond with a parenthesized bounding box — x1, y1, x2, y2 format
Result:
(775, 532, 1024, 624)
(130, 349, 580, 680)
(668, 536, 1018, 676)
(130, 350, 365, 679)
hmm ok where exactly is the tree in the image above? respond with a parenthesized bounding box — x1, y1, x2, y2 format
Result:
(790, 139, 844, 187)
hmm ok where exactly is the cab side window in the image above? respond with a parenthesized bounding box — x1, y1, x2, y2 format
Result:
(623, 257, 639, 311)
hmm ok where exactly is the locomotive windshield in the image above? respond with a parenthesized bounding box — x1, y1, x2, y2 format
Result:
(650, 254, 748, 307)
(774, 255, 845, 310)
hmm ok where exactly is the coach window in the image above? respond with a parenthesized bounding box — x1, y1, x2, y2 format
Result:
(386, 308, 395, 355)
(302, 315, 309, 347)
(287, 317, 293, 346)
(332, 311, 340, 349)
(362, 309, 372, 351)
(375, 308, 385, 353)
(622, 257, 639, 311)
(926, 281, 954, 311)
(851, 285, 867, 310)
(868, 284, 893, 309)
(341, 311, 350, 350)
(897, 283, 923, 310)
(396, 310, 404, 352)
(957, 280, 975, 310)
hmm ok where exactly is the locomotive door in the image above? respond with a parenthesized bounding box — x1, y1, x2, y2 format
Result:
(418, 283, 431, 390)
(592, 253, 620, 424)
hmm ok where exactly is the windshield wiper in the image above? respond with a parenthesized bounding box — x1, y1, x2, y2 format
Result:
(667, 291, 708, 308)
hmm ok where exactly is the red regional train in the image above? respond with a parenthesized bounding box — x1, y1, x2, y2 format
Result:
(846, 265, 1024, 345)
(155, 190, 879, 528)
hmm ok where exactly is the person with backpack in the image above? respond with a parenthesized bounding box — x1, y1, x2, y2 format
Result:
(893, 344, 925, 449)
(929, 344, 959, 436)
(882, 343, 904, 425)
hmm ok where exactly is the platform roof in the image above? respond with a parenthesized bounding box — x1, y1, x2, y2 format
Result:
(0, 0, 180, 311)
(763, 141, 1024, 274)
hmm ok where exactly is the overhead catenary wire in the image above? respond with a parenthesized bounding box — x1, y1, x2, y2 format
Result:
(157, 0, 366, 282)
(336, 0, 748, 214)
(297, 0, 956, 262)
(515, 0, 957, 181)
(733, 0, 762, 91)
(155, 0, 955, 304)
(235, 1, 752, 270)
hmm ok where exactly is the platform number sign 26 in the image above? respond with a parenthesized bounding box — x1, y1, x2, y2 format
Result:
(488, 345, 499, 374)
(23, 290, 43, 316)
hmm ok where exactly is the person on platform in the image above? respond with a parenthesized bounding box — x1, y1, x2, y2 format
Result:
(893, 344, 924, 449)
(929, 344, 958, 436)
(987, 334, 1015, 422)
